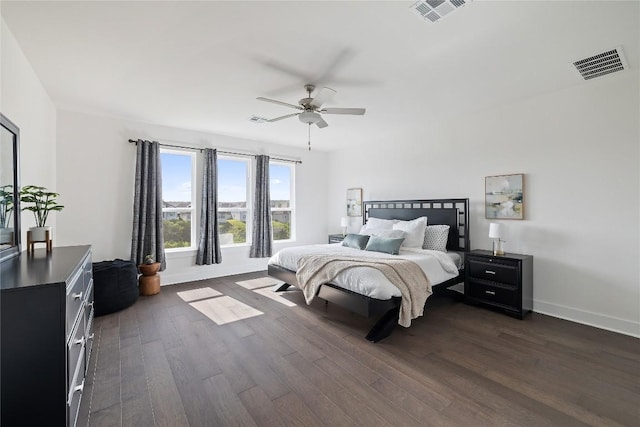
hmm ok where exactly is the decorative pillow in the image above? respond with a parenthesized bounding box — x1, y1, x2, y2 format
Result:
(360, 228, 405, 239)
(341, 234, 370, 250)
(392, 216, 428, 248)
(365, 236, 405, 255)
(423, 225, 450, 252)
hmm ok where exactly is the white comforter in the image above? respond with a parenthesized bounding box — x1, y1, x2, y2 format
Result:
(268, 244, 459, 300)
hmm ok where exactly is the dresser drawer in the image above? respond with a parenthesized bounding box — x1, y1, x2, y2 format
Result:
(68, 360, 85, 427)
(467, 280, 518, 308)
(468, 258, 519, 285)
(67, 307, 86, 390)
(66, 267, 85, 337)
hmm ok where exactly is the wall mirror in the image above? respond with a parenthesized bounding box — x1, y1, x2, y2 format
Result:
(0, 113, 21, 262)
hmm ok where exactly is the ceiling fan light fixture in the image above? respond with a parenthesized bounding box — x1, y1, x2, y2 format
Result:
(299, 111, 321, 124)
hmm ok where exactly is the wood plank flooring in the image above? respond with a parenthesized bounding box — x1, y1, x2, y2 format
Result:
(78, 272, 640, 426)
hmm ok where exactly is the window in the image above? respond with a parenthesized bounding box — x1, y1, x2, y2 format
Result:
(217, 156, 250, 245)
(161, 149, 196, 250)
(270, 162, 294, 241)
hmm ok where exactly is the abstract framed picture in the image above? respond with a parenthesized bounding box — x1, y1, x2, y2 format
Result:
(346, 188, 363, 217)
(485, 174, 524, 220)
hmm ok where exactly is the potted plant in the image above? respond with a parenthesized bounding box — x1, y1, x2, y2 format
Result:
(20, 185, 64, 241)
(138, 254, 160, 276)
(0, 184, 14, 244)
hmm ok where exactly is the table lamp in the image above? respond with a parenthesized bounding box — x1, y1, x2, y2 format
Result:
(489, 223, 505, 256)
(340, 217, 349, 236)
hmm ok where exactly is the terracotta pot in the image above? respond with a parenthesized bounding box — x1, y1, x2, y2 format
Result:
(138, 262, 160, 276)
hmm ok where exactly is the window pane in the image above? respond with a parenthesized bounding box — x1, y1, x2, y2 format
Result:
(218, 210, 247, 244)
(218, 158, 247, 208)
(161, 151, 194, 249)
(163, 216, 192, 248)
(218, 158, 248, 244)
(269, 163, 290, 208)
(270, 163, 292, 241)
(272, 211, 291, 240)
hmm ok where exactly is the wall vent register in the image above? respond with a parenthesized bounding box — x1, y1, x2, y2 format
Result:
(571, 46, 628, 81)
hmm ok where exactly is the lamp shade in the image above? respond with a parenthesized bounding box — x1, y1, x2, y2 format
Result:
(340, 217, 349, 227)
(488, 223, 503, 239)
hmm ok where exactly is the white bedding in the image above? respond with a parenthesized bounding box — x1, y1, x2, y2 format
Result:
(268, 243, 460, 300)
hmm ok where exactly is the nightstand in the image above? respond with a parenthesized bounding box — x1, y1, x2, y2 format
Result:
(328, 234, 346, 244)
(465, 249, 533, 319)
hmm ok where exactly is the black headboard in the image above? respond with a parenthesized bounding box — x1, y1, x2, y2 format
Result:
(363, 199, 470, 252)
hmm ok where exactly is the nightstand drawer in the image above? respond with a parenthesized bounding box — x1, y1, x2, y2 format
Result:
(468, 259, 519, 285)
(467, 280, 518, 308)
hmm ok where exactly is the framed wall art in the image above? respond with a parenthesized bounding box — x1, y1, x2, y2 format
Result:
(346, 188, 363, 217)
(485, 174, 524, 220)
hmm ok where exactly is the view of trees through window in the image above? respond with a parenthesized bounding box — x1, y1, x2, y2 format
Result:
(162, 152, 294, 249)
(161, 151, 195, 249)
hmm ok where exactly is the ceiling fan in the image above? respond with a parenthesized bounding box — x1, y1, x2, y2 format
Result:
(256, 84, 366, 129)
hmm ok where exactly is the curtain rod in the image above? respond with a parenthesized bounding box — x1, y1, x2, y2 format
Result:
(128, 139, 302, 164)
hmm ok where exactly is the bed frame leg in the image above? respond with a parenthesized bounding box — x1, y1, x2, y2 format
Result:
(273, 282, 292, 292)
(365, 307, 400, 343)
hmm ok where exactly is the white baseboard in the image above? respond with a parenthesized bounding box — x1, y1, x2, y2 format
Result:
(534, 299, 640, 338)
(159, 264, 267, 286)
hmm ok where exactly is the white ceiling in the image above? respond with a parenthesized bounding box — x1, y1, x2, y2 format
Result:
(2, 1, 638, 151)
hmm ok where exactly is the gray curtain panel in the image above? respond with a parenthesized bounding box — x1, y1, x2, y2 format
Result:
(250, 155, 273, 258)
(196, 148, 222, 265)
(130, 140, 166, 270)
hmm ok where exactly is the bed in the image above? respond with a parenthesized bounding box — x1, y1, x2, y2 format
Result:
(267, 198, 470, 342)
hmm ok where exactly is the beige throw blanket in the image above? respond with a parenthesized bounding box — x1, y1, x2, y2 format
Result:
(296, 254, 432, 327)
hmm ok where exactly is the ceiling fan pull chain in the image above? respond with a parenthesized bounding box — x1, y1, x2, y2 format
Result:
(308, 123, 311, 151)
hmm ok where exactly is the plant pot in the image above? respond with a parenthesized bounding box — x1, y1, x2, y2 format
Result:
(29, 226, 51, 242)
(0, 227, 13, 244)
(138, 262, 160, 276)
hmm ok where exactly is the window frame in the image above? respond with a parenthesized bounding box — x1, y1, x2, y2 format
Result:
(160, 148, 197, 252)
(217, 155, 252, 247)
(270, 160, 295, 242)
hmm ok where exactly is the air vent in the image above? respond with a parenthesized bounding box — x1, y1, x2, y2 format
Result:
(249, 116, 267, 123)
(571, 46, 628, 81)
(410, 0, 472, 23)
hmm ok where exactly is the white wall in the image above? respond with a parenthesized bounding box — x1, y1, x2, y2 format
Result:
(327, 71, 640, 337)
(56, 110, 328, 284)
(1, 18, 57, 238)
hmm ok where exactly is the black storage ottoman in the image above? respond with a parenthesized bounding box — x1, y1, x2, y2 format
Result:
(92, 259, 139, 316)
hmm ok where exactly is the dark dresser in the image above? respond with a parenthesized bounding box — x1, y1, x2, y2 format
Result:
(465, 249, 533, 319)
(1, 245, 94, 427)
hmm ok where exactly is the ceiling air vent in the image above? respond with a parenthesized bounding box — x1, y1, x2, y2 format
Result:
(571, 46, 628, 81)
(410, 0, 473, 23)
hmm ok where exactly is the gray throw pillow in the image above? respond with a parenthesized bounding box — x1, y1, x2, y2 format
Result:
(365, 236, 405, 255)
(423, 225, 450, 252)
(341, 234, 370, 250)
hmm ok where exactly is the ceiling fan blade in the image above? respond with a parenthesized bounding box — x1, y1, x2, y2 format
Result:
(321, 107, 366, 115)
(257, 97, 302, 110)
(310, 87, 336, 108)
(316, 117, 329, 128)
(267, 113, 300, 122)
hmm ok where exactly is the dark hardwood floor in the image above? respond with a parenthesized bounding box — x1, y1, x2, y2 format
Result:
(78, 272, 640, 426)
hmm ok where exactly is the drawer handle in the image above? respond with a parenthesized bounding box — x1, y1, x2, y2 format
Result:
(485, 290, 496, 295)
(485, 270, 496, 275)
(72, 292, 83, 300)
(73, 380, 85, 395)
(74, 337, 85, 346)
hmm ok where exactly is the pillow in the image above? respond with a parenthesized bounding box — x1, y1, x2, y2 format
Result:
(359, 217, 398, 234)
(365, 236, 405, 255)
(392, 216, 428, 248)
(341, 234, 370, 250)
(360, 228, 405, 239)
(423, 225, 450, 252)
